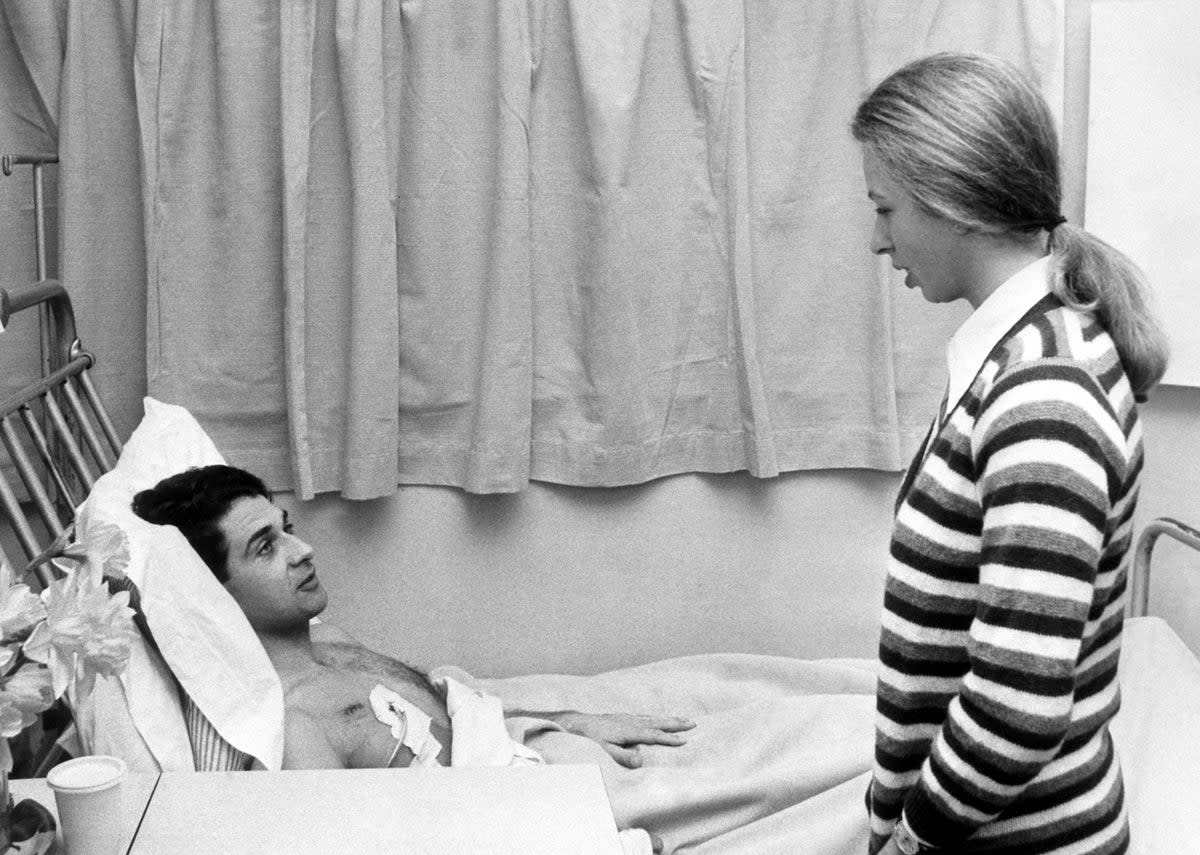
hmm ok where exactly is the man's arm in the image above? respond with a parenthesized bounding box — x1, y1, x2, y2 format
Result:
(507, 710, 696, 768)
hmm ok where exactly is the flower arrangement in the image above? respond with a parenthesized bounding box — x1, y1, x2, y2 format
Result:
(0, 530, 138, 774)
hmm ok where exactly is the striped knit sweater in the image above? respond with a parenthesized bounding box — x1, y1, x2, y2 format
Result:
(868, 294, 1138, 855)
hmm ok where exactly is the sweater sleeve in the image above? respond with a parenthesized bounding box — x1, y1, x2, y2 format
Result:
(902, 360, 1123, 847)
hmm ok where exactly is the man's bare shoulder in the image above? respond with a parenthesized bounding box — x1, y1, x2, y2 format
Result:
(312, 638, 432, 690)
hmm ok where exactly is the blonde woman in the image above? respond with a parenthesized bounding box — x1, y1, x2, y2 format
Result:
(851, 53, 1167, 855)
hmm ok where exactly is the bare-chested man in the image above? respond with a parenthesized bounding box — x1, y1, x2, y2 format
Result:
(131, 465, 694, 771)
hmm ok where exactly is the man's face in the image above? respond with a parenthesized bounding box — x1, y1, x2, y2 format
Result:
(218, 495, 327, 632)
(861, 146, 971, 305)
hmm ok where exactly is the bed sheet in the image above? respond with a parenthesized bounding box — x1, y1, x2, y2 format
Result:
(438, 616, 1200, 855)
(438, 654, 878, 855)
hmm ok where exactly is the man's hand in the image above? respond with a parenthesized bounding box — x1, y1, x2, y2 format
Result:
(538, 712, 696, 768)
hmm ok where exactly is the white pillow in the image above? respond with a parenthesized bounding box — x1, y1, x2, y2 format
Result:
(74, 397, 284, 771)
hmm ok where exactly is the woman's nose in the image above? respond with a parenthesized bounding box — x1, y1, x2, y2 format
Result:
(870, 220, 891, 256)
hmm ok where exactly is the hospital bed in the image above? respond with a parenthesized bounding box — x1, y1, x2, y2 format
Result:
(2, 278, 1199, 854)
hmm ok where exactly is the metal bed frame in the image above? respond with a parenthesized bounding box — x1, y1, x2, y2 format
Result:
(1, 152, 123, 589)
(1132, 517, 1200, 618)
(0, 279, 123, 587)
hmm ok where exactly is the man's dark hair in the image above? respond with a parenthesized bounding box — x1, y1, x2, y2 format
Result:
(131, 464, 271, 582)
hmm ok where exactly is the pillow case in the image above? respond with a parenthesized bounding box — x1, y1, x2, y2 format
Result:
(73, 397, 284, 771)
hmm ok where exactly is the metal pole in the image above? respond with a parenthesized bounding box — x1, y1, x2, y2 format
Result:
(32, 160, 48, 281)
(1, 154, 60, 373)
(1, 153, 59, 282)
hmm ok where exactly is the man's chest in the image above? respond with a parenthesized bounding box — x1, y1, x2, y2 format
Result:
(289, 667, 453, 767)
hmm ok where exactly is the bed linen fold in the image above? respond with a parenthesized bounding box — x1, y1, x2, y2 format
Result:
(434, 653, 879, 854)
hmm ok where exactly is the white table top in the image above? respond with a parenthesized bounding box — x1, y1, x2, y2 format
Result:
(130, 765, 625, 854)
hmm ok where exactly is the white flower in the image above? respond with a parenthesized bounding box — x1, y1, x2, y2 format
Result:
(21, 552, 138, 704)
(0, 582, 46, 644)
(0, 663, 54, 739)
(68, 521, 131, 581)
(0, 548, 137, 772)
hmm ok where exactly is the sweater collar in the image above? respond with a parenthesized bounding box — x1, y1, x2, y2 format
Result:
(944, 254, 1053, 411)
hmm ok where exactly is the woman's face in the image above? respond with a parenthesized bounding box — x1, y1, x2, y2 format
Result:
(861, 147, 971, 305)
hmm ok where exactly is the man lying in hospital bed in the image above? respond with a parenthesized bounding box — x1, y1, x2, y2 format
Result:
(128, 463, 694, 773)
(68, 399, 1200, 855)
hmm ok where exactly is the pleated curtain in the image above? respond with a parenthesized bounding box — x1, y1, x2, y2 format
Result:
(0, 0, 1064, 498)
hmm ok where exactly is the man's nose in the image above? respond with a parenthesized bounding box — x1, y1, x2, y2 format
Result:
(288, 534, 315, 564)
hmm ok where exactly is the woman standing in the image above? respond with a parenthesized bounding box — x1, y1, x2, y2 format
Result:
(851, 53, 1167, 855)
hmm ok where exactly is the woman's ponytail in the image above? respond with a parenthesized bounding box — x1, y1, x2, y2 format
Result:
(1049, 224, 1169, 399)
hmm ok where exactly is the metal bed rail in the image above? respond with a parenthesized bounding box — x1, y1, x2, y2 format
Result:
(1131, 517, 1200, 618)
(0, 280, 123, 587)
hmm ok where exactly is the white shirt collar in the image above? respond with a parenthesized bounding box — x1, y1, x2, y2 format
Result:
(944, 254, 1053, 414)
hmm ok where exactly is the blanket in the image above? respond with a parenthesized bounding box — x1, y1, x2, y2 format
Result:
(435, 654, 879, 854)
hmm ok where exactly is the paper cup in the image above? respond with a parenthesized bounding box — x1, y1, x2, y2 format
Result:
(46, 755, 127, 855)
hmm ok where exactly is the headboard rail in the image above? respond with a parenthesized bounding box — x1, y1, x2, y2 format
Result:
(0, 280, 123, 587)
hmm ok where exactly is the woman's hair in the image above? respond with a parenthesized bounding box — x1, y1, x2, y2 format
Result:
(131, 464, 272, 582)
(851, 51, 1168, 398)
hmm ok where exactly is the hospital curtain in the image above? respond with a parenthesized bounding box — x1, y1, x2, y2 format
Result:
(1, 0, 1064, 498)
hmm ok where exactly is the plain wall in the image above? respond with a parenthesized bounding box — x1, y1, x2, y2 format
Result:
(282, 384, 1200, 678)
(282, 469, 897, 678)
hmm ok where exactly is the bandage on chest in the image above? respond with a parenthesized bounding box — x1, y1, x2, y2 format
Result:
(368, 684, 443, 768)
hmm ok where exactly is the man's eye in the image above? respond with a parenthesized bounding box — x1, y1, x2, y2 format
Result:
(258, 539, 275, 556)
